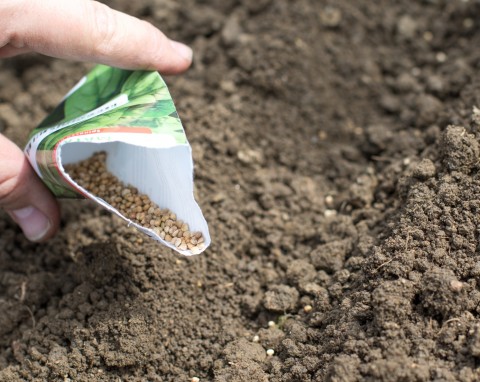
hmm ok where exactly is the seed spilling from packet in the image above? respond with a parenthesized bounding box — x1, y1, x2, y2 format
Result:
(64, 151, 205, 254)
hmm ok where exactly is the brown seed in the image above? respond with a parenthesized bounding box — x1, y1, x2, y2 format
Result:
(190, 246, 202, 255)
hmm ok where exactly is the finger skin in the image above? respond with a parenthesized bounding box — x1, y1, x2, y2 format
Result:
(0, 0, 192, 74)
(0, 134, 60, 241)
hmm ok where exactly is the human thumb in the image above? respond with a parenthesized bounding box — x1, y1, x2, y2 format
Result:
(0, 134, 59, 242)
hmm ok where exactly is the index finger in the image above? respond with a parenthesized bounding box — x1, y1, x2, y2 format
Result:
(1, 0, 192, 74)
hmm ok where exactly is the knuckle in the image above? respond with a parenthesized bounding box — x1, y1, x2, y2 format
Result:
(0, 171, 23, 207)
(149, 28, 168, 58)
(90, 2, 118, 55)
(3, 0, 29, 48)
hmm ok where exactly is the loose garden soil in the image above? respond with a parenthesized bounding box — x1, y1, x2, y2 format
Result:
(1, 0, 480, 381)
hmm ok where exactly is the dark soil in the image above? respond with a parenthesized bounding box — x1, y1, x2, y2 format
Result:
(1, 0, 480, 381)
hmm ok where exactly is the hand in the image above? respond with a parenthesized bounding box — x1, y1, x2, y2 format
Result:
(0, 0, 193, 242)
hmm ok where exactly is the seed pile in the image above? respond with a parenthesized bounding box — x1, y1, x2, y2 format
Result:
(64, 151, 205, 254)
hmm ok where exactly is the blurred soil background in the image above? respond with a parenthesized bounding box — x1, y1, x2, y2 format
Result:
(1, 0, 480, 381)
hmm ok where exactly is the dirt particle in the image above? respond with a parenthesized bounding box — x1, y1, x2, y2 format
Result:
(256, 327, 285, 350)
(223, 338, 266, 364)
(441, 125, 479, 173)
(397, 15, 417, 39)
(415, 94, 443, 127)
(299, 282, 327, 296)
(263, 285, 299, 313)
(282, 320, 308, 343)
(363, 357, 430, 381)
(372, 279, 415, 328)
(419, 268, 468, 319)
(365, 124, 394, 154)
(237, 149, 264, 165)
(319, 7, 342, 28)
(380, 94, 401, 113)
(310, 239, 352, 273)
(325, 355, 361, 382)
(412, 158, 436, 180)
(214, 361, 268, 382)
(468, 323, 480, 357)
(221, 15, 242, 47)
(286, 259, 316, 286)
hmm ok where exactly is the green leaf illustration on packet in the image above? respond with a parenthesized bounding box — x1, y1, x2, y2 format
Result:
(25, 65, 210, 256)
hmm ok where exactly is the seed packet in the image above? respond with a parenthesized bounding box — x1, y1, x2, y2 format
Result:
(24, 65, 210, 255)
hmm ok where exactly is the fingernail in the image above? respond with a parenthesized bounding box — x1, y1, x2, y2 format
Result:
(170, 40, 193, 62)
(8, 206, 51, 242)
